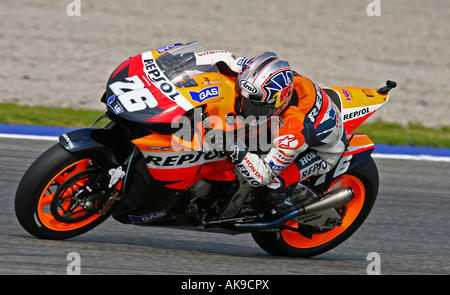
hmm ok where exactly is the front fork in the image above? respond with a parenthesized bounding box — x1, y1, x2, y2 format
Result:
(58, 125, 139, 215)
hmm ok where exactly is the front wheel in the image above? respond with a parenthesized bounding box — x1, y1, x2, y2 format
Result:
(15, 144, 116, 240)
(252, 156, 379, 257)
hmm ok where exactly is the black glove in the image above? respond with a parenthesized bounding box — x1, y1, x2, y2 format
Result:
(203, 128, 247, 164)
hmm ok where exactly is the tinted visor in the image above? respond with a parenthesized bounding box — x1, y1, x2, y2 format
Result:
(234, 94, 277, 118)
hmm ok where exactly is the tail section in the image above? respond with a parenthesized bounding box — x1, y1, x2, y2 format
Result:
(324, 81, 396, 134)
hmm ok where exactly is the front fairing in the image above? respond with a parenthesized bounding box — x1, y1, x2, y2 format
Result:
(103, 41, 224, 132)
(103, 42, 241, 191)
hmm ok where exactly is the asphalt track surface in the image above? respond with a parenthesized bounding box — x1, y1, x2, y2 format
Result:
(1, 137, 449, 276)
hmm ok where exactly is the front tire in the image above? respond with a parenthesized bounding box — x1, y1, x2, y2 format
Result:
(252, 156, 379, 257)
(15, 144, 112, 240)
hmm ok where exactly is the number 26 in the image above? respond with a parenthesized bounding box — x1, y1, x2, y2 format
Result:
(109, 75, 158, 112)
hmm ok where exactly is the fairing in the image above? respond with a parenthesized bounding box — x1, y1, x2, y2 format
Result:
(324, 86, 389, 134)
(102, 42, 238, 189)
(100, 41, 389, 191)
(104, 41, 226, 131)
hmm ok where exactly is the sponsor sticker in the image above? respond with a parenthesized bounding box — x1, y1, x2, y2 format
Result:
(189, 86, 219, 103)
(339, 88, 352, 101)
(107, 95, 124, 114)
(268, 162, 284, 171)
(343, 107, 370, 121)
(156, 43, 183, 54)
(275, 134, 300, 149)
(128, 210, 167, 223)
(141, 51, 194, 111)
(239, 80, 258, 94)
(143, 150, 226, 169)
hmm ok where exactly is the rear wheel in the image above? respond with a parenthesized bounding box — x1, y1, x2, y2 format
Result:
(252, 156, 379, 257)
(15, 144, 117, 240)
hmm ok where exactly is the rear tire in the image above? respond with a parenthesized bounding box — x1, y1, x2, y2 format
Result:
(15, 144, 112, 240)
(252, 156, 379, 257)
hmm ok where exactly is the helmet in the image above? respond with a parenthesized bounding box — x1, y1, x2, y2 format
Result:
(234, 52, 294, 120)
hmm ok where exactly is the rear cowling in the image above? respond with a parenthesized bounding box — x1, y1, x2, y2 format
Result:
(324, 80, 396, 134)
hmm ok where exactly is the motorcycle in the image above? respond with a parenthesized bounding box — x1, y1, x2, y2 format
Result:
(15, 41, 396, 257)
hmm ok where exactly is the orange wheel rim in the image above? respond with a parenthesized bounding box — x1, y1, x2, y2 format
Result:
(281, 175, 366, 248)
(37, 159, 102, 231)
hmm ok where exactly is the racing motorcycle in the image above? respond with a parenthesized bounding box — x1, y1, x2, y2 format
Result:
(15, 41, 396, 257)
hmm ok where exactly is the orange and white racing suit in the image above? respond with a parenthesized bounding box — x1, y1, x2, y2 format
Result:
(194, 51, 347, 190)
(240, 74, 346, 190)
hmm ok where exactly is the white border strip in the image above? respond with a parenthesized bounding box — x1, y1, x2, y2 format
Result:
(372, 153, 450, 163)
(0, 133, 58, 141)
(2, 133, 450, 162)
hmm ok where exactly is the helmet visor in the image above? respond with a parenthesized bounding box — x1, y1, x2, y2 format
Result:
(234, 94, 277, 119)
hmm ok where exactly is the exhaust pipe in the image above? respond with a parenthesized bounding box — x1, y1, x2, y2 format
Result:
(234, 187, 354, 231)
(297, 187, 354, 216)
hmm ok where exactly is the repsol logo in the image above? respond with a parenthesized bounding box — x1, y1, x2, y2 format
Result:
(236, 163, 262, 187)
(142, 58, 181, 101)
(343, 107, 370, 121)
(144, 150, 226, 169)
(301, 160, 328, 179)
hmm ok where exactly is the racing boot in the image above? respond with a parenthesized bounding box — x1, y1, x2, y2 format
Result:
(264, 177, 298, 217)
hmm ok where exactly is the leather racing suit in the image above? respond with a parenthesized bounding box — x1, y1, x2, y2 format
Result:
(194, 50, 347, 190)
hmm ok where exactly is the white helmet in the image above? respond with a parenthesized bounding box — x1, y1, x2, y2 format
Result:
(235, 52, 294, 119)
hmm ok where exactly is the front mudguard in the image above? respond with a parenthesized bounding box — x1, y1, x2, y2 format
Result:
(59, 127, 134, 167)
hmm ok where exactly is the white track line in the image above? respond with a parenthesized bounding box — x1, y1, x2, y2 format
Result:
(0, 133, 59, 141)
(2, 133, 450, 162)
(372, 153, 450, 162)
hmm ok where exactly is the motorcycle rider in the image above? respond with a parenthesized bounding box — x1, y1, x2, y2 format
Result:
(173, 49, 347, 207)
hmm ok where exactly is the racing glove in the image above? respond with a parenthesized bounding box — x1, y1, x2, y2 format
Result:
(195, 50, 247, 73)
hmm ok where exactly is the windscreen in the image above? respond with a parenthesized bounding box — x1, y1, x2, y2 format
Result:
(156, 41, 219, 88)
